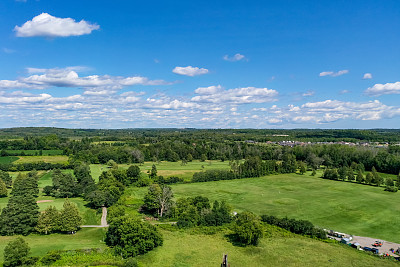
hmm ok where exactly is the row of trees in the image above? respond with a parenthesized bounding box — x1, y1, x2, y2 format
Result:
(322, 166, 399, 191)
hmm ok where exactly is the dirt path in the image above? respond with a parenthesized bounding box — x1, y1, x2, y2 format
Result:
(36, 200, 54, 203)
(81, 207, 109, 228)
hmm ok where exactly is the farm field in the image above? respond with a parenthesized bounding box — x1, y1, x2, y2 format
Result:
(0, 156, 18, 164)
(137, 227, 397, 267)
(0, 228, 107, 262)
(15, 155, 69, 164)
(166, 172, 400, 243)
(89, 160, 232, 181)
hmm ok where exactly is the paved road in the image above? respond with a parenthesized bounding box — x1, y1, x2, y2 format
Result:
(332, 235, 400, 256)
(81, 207, 109, 228)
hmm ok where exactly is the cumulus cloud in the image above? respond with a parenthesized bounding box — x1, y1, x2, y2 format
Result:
(15, 13, 99, 37)
(363, 73, 372, 79)
(365, 82, 400, 96)
(0, 67, 169, 92)
(191, 86, 278, 104)
(223, 53, 246, 62)
(319, 70, 349, 77)
(194, 85, 223, 95)
(172, 66, 209, 76)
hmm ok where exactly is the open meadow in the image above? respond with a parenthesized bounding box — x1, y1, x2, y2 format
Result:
(163, 172, 400, 243)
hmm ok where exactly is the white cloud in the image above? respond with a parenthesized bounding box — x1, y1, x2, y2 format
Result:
(319, 70, 349, 77)
(191, 86, 278, 104)
(340, 90, 350, 94)
(223, 53, 246, 62)
(2, 48, 16, 54)
(194, 85, 222, 95)
(365, 82, 400, 96)
(0, 67, 169, 92)
(302, 90, 315, 97)
(172, 66, 209, 76)
(363, 73, 372, 79)
(15, 13, 99, 38)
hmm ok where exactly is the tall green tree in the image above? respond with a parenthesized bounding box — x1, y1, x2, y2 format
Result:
(0, 174, 39, 235)
(142, 184, 174, 217)
(356, 169, 364, 183)
(35, 206, 60, 234)
(3, 237, 30, 267)
(59, 199, 82, 233)
(126, 165, 141, 184)
(74, 163, 96, 195)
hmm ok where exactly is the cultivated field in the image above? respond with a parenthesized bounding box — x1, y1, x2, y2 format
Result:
(15, 155, 69, 164)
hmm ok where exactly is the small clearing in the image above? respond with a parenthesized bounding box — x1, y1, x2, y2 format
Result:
(36, 200, 54, 203)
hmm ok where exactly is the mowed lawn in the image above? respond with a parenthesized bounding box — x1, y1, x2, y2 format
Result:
(168, 172, 400, 243)
(137, 228, 397, 267)
(0, 228, 107, 262)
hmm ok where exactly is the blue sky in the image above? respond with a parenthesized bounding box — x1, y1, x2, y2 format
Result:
(0, 0, 399, 129)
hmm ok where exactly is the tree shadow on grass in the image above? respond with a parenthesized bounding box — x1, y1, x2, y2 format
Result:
(225, 233, 247, 247)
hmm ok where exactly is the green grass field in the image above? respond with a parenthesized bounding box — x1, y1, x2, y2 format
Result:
(164, 172, 400, 243)
(90, 160, 232, 182)
(0, 228, 107, 262)
(15, 155, 69, 164)
(137, 227, 397, 267)
(0, 156, 18, 164)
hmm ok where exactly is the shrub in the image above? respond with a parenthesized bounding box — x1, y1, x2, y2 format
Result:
(234, 212, 263, 246)
(384, 186, 398, 192)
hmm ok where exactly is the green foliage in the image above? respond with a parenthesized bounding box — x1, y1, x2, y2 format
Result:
(233, 212, 263, 246)
(0, 173, 39, 235)
(126, 165, 141, 184)
(0, 170, 12, 187)
(148, 164, 157, 179)
(142, 184, 174, 217)
(3, 237, 30, 267)
(59, 199, 83, 233)
(261, 215, 326, 239)
(105, 216, 163, 258)
(86, 171, 125, 208)
(50, 169, 79, 198)
(35, 205, 60, 234)
(0, 178, 7, 197)
(40, 250, 62, 265)
(74, 163, 96, 195)
(356, 169, 364, 183)
(107, 205, 125, 222)
(384, 186, 398, 192)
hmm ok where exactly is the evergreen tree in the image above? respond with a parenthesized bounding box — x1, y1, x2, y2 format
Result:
(35, 206, 60, 234)
(338, 166, 347, 181)
(0, 178, 8, 197)
(74, 164, 96, 195)
(0, 170, 12, 188)
(3, 237, 30, 267)
(148, 164, 157, 179)
(365, 172, 373, 184)
(346, 168, 355, 181)
(356, 169, 364, 183)
(0, 174, 39, 235)
(59, 199, 82, 233)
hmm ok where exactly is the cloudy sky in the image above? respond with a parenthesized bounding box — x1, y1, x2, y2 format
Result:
(0, 0, 399, 129)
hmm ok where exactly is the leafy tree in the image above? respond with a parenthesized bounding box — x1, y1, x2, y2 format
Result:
(0, 178, 7, 197)
(35, 206, 60, 234)
(51, 170, 78, 198)
(200, 154, 207, 162)
(311, 169, 316, 176)
(186, 154, 193, 162)
(234, 212, 263, 246)
(365, 172, 373, 184)
(105, 216, 163, 258)
(107, 205, 125, 222)
(148, 164, 157, 179)
(59, 199, 82, 233)
(126, 165, 141, 184)
(299, 162, 306, 175)
(111, 169, 128, 186)
(346, 168, 355, 181)
(143, 184, 174, 217)
(3, 237, 30, 267)
(356, 169, 364, 183)
(397, 172, 400, 187)
(386, 178, 394, 187)
(107, 159, 118, 169)
(0, 170, 12, 188)
(338, 166, 347, 181)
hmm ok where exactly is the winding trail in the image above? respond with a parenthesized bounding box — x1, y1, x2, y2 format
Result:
(81, 207, 109, 228)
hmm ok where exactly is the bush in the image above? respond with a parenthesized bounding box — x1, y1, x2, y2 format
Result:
(40, 250, 62, 265)
(384, 186, 398, 192)
(105, 216, 163, 258)
(233, 212, 263, 246)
